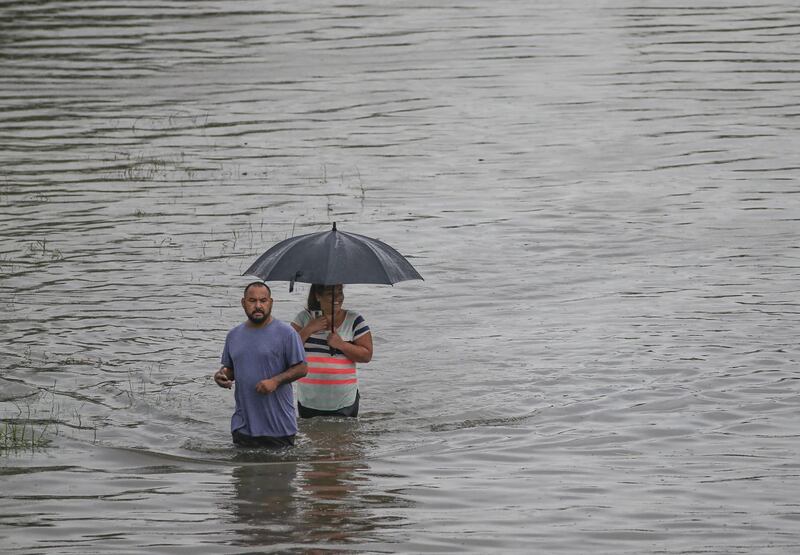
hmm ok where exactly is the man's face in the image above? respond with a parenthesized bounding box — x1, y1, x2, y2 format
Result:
(242, 285, 272, 324)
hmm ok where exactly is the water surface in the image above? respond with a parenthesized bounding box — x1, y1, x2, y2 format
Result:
(2, 1, 800, 553)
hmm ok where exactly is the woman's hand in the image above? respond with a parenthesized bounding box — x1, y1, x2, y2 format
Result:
(306, 314, 330, 334)
(329, 331, 373, 363)
(293, 314, 333, 343)
(327, 330, 346, 351)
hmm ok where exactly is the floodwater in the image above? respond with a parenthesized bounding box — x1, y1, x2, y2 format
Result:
(1, 1, 800, 553)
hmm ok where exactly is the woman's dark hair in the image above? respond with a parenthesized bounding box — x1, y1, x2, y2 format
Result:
(306, 284, 326, 311)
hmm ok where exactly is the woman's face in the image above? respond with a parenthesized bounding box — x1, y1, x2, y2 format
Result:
(317, 285, 344, 313)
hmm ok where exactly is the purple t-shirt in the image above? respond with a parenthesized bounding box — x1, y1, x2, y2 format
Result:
(221, 319, 306, 437)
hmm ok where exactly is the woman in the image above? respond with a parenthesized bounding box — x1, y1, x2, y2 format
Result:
(291, 284, 373, 418)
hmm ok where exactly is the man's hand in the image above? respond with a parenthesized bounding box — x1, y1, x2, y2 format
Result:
(256, 362, 307, 395)
(255, 377, 279, 395)
(214, 367, 233, 389)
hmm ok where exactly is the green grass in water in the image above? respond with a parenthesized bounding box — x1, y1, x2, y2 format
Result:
(0, 420, 51, 453)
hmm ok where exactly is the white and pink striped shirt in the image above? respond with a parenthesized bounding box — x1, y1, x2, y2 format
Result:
(292, 309, 370, 411)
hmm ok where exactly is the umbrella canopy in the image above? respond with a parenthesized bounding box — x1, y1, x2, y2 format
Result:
(243, 223, 422, 345)
(243, 222, 423, 289)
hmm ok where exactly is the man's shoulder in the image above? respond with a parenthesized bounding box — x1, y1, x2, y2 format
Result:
(259, 318, 299, 338)
(228, 319, 297, 338)
(226, 322, 247, 337)
(268, 320, 304, 351)
(271, 319, 295, 333)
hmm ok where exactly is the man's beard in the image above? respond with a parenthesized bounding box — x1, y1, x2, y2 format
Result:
(247, 309, 269, 324)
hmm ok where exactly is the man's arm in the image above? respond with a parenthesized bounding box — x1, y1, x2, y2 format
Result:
(255, 361, 308, 395)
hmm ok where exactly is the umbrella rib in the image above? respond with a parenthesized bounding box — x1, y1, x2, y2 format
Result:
(323, 231, 339, 285)
(277, 238, 313, 283)
(360, 239, 395, 284)
(252, 237, 301, 279)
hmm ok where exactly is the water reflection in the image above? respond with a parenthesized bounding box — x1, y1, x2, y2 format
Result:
(229, 459, 300, 548)
(225, 418, 402, 550)
(295, 458, 372, 547)
(294, 418, 376, 547)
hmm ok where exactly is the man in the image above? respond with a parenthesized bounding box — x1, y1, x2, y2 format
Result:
(214, 281, 307, 447)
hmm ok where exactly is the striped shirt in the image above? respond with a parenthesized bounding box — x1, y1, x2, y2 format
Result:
(292, 309, 370, 411)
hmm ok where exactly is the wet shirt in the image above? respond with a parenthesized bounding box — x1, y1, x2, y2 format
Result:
(221, 319, 305, 437)
(292, 309, 370, 411)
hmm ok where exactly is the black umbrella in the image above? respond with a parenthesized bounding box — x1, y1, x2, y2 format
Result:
(243, 222, 423, 336)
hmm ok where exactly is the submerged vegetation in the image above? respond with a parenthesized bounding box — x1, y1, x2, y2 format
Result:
(1, 383, 82, 455)
(0, 420, 51, 452)
(0, 363, 186, 457)
(0, 407, 52, 453)
(0, 385, 62, 454)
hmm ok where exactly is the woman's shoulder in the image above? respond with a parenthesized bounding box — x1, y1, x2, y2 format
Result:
(344, 308, 365, 320)
(344, 309, 369, 329)
(292, 307, 313, 323)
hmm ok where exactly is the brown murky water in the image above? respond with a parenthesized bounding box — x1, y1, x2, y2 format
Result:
(2, 1, 800, 553)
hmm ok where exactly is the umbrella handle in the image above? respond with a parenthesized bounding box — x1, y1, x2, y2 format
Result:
(289, 271, 302, 293)
(330, 294, 335, 355)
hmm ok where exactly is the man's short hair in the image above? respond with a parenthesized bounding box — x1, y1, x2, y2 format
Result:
(243, 281, 271, 297)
